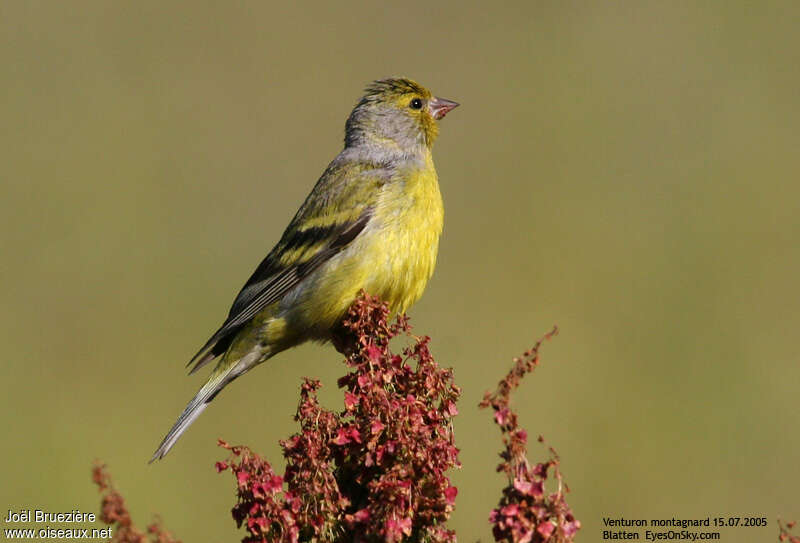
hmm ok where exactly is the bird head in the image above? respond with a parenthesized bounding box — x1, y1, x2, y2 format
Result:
(345, 78, 459, 152)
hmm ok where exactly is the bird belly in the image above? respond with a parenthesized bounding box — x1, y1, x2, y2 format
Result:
(361, 163, 444, 313)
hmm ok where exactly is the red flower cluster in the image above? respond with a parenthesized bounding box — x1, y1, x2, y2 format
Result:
(91, 463, 181, 543)
(217, 293, 461, 543)
(480, 327, 581, 543)
(779, 519, 799, 543)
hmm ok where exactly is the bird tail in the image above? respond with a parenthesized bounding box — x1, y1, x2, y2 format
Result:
(149, 363, 242, 463)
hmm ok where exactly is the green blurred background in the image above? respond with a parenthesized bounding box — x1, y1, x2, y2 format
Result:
(2, 2, 798, 541)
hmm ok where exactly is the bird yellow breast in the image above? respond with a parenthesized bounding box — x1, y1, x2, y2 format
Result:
(278, 153, 444, 339)
(366, 154, 444, 313)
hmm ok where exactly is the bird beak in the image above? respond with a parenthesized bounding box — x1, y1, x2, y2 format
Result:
(429, 97, 460, 120)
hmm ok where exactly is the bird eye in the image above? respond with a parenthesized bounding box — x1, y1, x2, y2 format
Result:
(409, 98, 423, 110)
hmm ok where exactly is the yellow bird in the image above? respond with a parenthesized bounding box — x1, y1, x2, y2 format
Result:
(150, 78, 458, 461)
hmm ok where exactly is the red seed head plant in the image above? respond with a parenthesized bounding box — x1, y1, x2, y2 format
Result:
(92, 293, 581, 542)
(479, 327, 581, 543)
(216, 292, 461, 543)
(779, 519, 799, 543)
(92, 462, 181, 543)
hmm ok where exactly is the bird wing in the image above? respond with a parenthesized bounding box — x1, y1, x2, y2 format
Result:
(186, 160, 384, 374)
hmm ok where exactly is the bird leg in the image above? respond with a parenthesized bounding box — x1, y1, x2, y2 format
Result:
(330, 324, 359, 358)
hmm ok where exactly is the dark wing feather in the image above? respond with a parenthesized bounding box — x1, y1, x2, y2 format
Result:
(186, 208, 372, 374)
